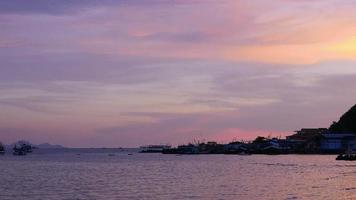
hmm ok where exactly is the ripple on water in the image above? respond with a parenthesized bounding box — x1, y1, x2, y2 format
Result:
(0, 153, 355, 200)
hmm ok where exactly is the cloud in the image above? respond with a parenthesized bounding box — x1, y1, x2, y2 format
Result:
(3, 0, 356, 64)
(0, 0, 207, 15)
(2, 0, 356, 146)
(0, 0, 95, 15)
(88, 61, 356, 146)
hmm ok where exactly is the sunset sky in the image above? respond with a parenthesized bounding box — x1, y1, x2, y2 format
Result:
(1, 0, 356, 147)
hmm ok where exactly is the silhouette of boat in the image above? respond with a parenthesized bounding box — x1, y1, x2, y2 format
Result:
(336, 144, 356, 161)
(13, 145, 27, 155)
(0, 142, 5, 154)
(336, 153, 356, 161)
(13, 141, 33, 156)
(238, 151, 251, 156)
(139, 145, 171, 153)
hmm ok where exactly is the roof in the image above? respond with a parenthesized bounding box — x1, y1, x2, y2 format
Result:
(322, 133, 355, 139)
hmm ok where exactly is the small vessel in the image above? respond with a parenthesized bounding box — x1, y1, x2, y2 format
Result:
(162, 144, 199, 154)
(139, 145, 171, 153)
(238, 151, 251, 156)
(336, 153, 356, 161)
(0, 142, 5, 154)
(336, 144, 356, 161)
(12, 141, 33, 156)
(13, 144, 27, 156)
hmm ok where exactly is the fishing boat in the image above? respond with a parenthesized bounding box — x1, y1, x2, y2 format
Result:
(336, 153, 356, 161)
(0, 142, 5, 154)
(13, 141, 33, 156)
(238, 151, 251, 156)
(336, 143, 356, 161)
(139, 145, 171, 153)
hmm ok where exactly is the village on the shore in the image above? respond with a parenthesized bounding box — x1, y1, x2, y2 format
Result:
(150, 128, 353, 155)
(142, 104, 356, 155)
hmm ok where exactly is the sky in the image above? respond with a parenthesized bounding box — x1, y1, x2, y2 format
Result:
(1, 0, 356, 147)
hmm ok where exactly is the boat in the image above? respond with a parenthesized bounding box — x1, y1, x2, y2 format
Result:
(336, 153, 356, 161)
(0, 142, 5, 154)
(336, 144, 356, 161)
(238, 151, 251, 156)
(139, 145, 171, 153)
(162, 144, 199, 154)
(12, 141, 33, 156)
(13, 144, 27, 156)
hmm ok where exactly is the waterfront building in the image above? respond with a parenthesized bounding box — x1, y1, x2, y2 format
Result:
(320, 133, 356, 153)
(139, 145, 171, 153)
(260, 138, 291, 154)
(198, 142, 225, 154)
(224, 141, 249, 154)
(286, 128, 328, 153)
(177, 144, 199, 154)
(287, 128, 328, 142)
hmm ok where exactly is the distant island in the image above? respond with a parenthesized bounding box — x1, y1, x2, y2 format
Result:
(0, 141, 66, 155)
(3, 141, 66, 150)
(36, 143, 66, 149)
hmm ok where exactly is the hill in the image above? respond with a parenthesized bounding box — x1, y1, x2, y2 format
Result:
(36, 143, 66, 149)
(3, 142, 65, 149)
(329, 104, 356, 133)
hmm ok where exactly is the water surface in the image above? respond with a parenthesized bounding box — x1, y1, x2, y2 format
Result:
(0, 149, 355, 200)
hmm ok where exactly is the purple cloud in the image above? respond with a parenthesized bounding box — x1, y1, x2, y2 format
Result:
(1, 0, 356, 146)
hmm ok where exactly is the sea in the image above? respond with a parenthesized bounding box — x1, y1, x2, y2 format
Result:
(0, 148, 355, 200)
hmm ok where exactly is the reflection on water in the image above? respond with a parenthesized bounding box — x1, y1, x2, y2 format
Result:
(0, 150, 355, 200)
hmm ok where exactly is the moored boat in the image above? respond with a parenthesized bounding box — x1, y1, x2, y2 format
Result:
(238, 151, 251, 156)
(12, 141, 33, 156)
(336, 144, 356, 161)
(0, 142, 5, 154)
(139, 145, 171, 153)
(336, 153, 356, 161)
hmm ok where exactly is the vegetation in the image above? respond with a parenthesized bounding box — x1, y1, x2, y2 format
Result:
(329, 104, 356, 133)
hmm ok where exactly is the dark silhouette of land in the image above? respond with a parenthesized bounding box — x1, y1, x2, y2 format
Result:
(161, 104, 356, 155)
(330, 104, 356, 133)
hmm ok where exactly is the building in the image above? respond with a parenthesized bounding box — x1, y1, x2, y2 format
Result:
(286, 128, 328, 142)
(320, 133, 356, 153)
(224, 141, 249, 154)
(285, 128, 327, 153)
